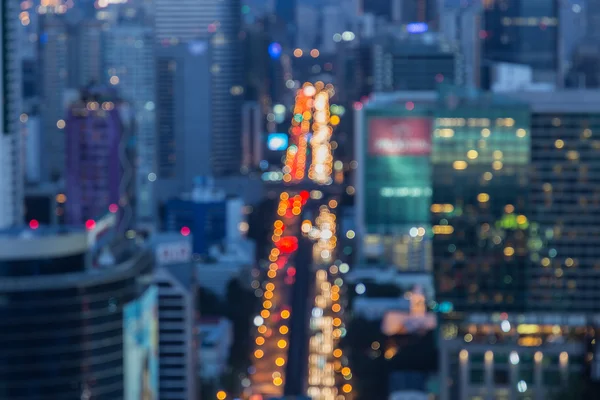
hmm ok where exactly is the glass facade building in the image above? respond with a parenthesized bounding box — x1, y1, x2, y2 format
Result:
(431, 90, 530, 313)
(357, 95, 436, 271)
(482, 0, 559, 79)
(0, 228, 151, 400)
(508, 91, 600, 312)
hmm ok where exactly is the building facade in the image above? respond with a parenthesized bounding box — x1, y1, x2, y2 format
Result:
(104, 21, 157, 225)
(151, 233, 197, 400)
(154, 0, 243, 176)
(156, 42, 211, 201)
(507, 91, 600, 312)
(372, 32, 463, 92)
(65, 86, 134, 227)
(0, 0, 23, 229)
(355, 92, 437, 271)
(481, 0, 559, 86)
(0, 226, 152, 399)
(432, 89, 530, 314)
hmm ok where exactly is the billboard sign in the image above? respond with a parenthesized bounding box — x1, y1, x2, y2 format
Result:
(124, 286, 159, 400)
(368, 118, 432, 156)
(155, 241, 192, 265)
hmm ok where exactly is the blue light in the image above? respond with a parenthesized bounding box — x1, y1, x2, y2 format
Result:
(267, 133, 288, 151)
(406, 23, 428, 34)
(268, 42, 282, 59)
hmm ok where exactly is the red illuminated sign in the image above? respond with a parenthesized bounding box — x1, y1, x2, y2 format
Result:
(368, 118, 432, 156)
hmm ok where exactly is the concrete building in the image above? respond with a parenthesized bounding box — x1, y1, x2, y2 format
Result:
(151, 233, 197, 400)
(0, 0, 23, 229)
(64, 86, 135, 229)
(505, 90, 600, 312)
(195, 239, 255, 298)
(372, 32, 463, 92)
(104, 19, 157, 225)
(241, 101, 263, 173)
(156, 42, 211, 200)
(0, 224, 152, 399)
(198, 318, 233, 381)
(154, 0, 244, 176)
(39, 16, 69, 181)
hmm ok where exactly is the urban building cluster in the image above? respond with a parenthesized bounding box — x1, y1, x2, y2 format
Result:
(1, 0, 600, 399)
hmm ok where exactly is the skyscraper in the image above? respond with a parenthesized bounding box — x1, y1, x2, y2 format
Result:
(155, 42, 212, 201)
(0, 0, 23, 229)
(39, 14, 104, 181)
(0, 223, 153, 399)
(432, 88, 530, 313)
(507, 90, 600, 312)
(104, 17, 157, 225)
(481, 0, 560, 86)
(65, 86, 134, 228)
(154, 0, 244, 176)
(275, 0, 296, 46)
(39, 15, 69, 181)
(151, 233, 197, 400)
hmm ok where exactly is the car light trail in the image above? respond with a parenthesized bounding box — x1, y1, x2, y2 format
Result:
(307, 207, 354, 400)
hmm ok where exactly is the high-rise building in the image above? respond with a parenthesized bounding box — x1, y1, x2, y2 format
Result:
(506, 90, 600, 312)
(39, 14, 105, 181)
(67, 20, 103, 88)
(481, 0, 560, 87)
(65, 86, 135, 229)
(241, 101, 263, 172)
(276, 0, 296, 46)
(362, 0, 438, 27)
(432, 87, 530, 313)
(156, 42, 211, 200)
(0, 0, 23, 229)
(433, 88, 534, 400)
(0, 223, 152, 399)
(164, 180, 228, 256)
(355, 92, 437, 271)
(104, 19, 157, 225)
(154, 0, 244, 176)
(372, 32, 463, 92)
(151, 233, 197, 400)
(39, 15, 69, 181)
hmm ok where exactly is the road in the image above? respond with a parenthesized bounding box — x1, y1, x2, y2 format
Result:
(247, 82, 354, 400)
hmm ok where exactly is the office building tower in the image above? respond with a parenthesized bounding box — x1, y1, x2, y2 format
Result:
(433, 88, 533, 400)
(241, 102, 263, 172)
(440, 1, 483, 88)
(481, 0, 560, 87)
(39, 15, 105, 181)
(104, 20, 157, 225)
(67, 20, 103, 88)
(432, 88, 530, 313)
(362, 0, 438, 26)
(372, 32, 463, 92)
(0, 0, 23, 229)
(296, 5, 319, 50)
(276, 0, 296, 46)
(154, 0, 243, 176)
(151, 233, 197, 400)
(156, 42, 211, 201)
(39, 16, 69, 181)
(355, 92, 437, 271)
(65, 86, 135, 229)
(206, 0, 244, 176)
(164, 179, 228, 255)
(506, 91, 600, 312)
(153, 0, 206, 43)
(0, 222, 152, 399)
(321, 5, 346, 54)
